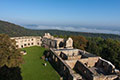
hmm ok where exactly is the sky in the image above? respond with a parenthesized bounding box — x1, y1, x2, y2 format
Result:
(0, 0, 120, 34)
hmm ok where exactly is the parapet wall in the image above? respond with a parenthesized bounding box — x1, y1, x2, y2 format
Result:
(65, 60, 77, 69)
(79, 57, 100, 67)
(74, 60, 94, 80)
(95, 58, 115, 74)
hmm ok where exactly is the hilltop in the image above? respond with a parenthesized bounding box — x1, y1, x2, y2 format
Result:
(0, 20, 120, 39)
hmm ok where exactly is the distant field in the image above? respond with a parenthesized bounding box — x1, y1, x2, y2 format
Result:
(21, 46, 60, 80)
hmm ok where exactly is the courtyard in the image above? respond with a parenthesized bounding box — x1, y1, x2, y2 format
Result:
(21, 46, 60, 80)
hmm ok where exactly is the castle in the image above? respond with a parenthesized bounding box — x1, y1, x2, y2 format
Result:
(11, 33, 120, 80)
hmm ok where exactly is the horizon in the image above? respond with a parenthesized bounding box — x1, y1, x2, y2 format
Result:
(0, 0, 120, 35)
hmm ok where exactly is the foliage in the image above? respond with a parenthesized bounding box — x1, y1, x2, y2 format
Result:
(86, 37, 120, 70)
(0, 34, 23, 80)
(71, 36, 88, 50)
(0, 34, 23, 67)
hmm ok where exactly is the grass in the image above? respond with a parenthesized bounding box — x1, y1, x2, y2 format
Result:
(21, 46, 60, 80)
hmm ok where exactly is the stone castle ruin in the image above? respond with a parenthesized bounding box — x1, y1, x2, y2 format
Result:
(48, 48, 119, 80)
(42, 33, 73, 49)
(11, 33, 120, 80)
(11, 36, 42, 48)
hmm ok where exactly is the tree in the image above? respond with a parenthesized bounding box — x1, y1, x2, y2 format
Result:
(86, 37, 104, 56)
(86, 41, 100, 56)
(101, 39, 120, 69)
(71, 36, 88, 50)
(0, 34, 23, 80)
(86, 37, 120, 70)
(0, 34, 23, 67)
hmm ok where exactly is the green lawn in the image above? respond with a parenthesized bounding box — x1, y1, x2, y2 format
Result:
(21, 46, 60, 80)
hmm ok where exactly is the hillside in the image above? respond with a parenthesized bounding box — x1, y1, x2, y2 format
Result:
(0, 20, 120, 39)
(0, 20, 34, 36)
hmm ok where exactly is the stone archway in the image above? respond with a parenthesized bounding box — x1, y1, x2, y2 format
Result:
(59, 41, 64, 48)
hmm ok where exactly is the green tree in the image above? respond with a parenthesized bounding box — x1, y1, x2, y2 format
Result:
(0, 34, 23, 80)
(86, 41, 100, 56)
(71, 36, 88, 50)
(0, 34, 23, 67)
(86, 37, 120, 70)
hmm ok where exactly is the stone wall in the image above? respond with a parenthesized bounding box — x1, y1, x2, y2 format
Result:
(42, 33, 73, 49)
(74, 58, 118, 80)
(48, 50, 72, 80)
(65, 60, 77, 69)
(66, 37, 73, 48)
(95, 58, 116, 74)
(48, 49, 82, 80)
(79, 57, 99, 67)
(74, 60, 94, 80)
(54, 49, 79, 56)
(11, 36, 42, 48)
(67, 55, 81, 60)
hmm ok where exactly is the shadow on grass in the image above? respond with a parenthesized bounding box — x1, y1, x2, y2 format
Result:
(43, 50, 65, 80)
(0, 65, 22, 80)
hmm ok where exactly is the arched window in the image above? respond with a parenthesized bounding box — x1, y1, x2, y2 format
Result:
(59, 42, 64, 47)
(21, 45, 23, 48)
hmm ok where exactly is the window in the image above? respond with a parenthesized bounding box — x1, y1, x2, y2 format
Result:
(21, 45, 23, 48)
(16, 45, 18, 48)
(31, 43, 33, 45)
(24, 44, 26, 46)
(37, 43, 39, 45)
(28, 43, 30, 46)
(31, 39, 33, 41)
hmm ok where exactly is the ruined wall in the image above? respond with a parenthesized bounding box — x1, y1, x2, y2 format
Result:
(65, 60, 77, 69)
(66, 37, 73, 48)
(11, 36, 42, 48)
(43, 33, 73, 49)
(49, 49, 82, 80)
(48, 50, 73, 80)
(93, 75, 118, 80)
(74, 61, 94, 80)
(59, 49, 79, 56)
(95, 58, 115, 74)
(79, 57, 99, 67)
(67, 55, 81, 60)
(42, 38, 57, 48)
